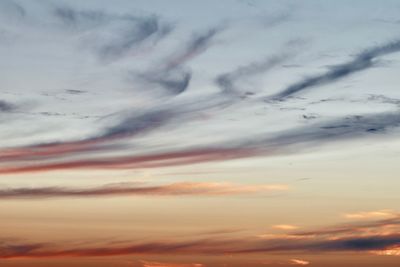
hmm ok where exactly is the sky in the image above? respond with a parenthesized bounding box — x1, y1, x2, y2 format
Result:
(0, 0, 400, 266)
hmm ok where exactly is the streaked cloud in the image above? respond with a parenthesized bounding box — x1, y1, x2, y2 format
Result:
(2, 110, 400, 174)
(165, 27, 223, 70)
(141, 260, 204, 267)
(370, 245, 400, 256)
(270, 40, 400, 100)
(0, 182, 288, 199)
(1, 217, 399, 259)
(344, 210, 397, 220)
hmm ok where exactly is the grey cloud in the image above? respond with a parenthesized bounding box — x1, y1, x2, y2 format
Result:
(0, 0, 26, 18)
(138, 69, 192, 95)
(0, 100, 16, 112)
(165, 27, 223, 70)
(254, 112, 400, 153)
(367, 94, 400, 107)
(270, 40, 400, 100)
(215, 54, 289, 96)
(98, 109, 175, 140)
(53, 5, 173, 62)
(53, 6, 107, 29)
(98, 16, 173, 62)
(65, 89, 86, 95)
(135, 27, 224, 95)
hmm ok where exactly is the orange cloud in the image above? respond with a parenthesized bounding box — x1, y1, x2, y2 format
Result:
(290, 259, 310, 265)
(344, 210, 396, 220)
(141, 260, 204, 267)
(272, 225, 299, 230)
(370, 245, 400, 256)
(1, 217, 399, 259)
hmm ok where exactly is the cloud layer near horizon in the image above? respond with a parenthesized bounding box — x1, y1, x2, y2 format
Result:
(0, 216, 399, 259)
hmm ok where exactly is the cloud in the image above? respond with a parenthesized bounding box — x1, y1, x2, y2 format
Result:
(370, 245, 400, 256)
(344, 210, 397, 220)
(290, 216, 400, 238)
(2, 4, 400, 177)
(0, 100, 16, 112)
(141, 260, 204, 267)
(1, 217, 400, 259)
(367, 94, 400, 107)
(136, 27, 224, 96)
(215, 53, 289, 96)
(52, 5, 173, 62)
(0, 182, 288, 199)
(165, 27, 223, 70)
(0, 146, 258, 174)
(2, 110, 400, 174)
(0, 0, 25, 18)
(137, 69, 192, 95)
(272, 225, 299, 231)
(270, 39, 400, 100)
(215, 39, 305, 97)
(65, 89, 86, 95)
(290, 259, 310, 265)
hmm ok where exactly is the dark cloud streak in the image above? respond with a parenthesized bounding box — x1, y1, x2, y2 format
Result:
(270, 40, 400, 100)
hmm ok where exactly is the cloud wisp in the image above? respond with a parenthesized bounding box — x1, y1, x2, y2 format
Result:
(164, 27, 223, 70)
(269, 40, 400, 100)
(52, 5, 173, 62)
(0, 182, 288, 199)
(215, 53, 289, 96)
(344, 210, 397, 220)
(137, 26, 224, 96)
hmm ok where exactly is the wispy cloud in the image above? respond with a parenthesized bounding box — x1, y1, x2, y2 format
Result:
(137, 26, 224, 96)
(215, 53, 289, 96)
(165, 27, 223, 70)
(215, 39, 305, 97)
(270, 40, 400, 100)
(0, 182, 288, 199)
(2, 2, 400, 184)
(52, 5, 173, 62)
(2, 110, 400, 174)
(344, 210, 397, 220)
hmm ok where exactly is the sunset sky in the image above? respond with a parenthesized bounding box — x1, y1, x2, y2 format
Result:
(1, 0, 400, 266)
